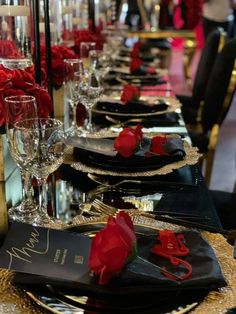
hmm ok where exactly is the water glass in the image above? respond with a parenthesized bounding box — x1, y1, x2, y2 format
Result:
(4, 95, 38, 223)
(14, 118, 66, 226)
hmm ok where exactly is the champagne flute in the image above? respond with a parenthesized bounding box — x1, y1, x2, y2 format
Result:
(80, 42, 96, 70)
(64, 58, 85, 137)
(4, 95, 38, 223)
(14, 118, 66, 226)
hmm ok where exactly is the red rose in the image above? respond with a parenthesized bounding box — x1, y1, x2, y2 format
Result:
(130, 58, 144, 73)
(24, 83, 52, 118)
(0, 68, 12, 92)
(52, 45, 77, 60)
(0, 66, 52, 127)
(120, 84, 140, 104)
(89, 211, 137, 285)
(0, 40, 21, 58)
(150, 135, 168, 155)
(114, 125, 143, 158)
(147, 66, 156, 74)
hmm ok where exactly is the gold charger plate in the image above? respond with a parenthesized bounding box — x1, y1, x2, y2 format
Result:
(92, 96, 181, 117)
(71, 141, 201, 177)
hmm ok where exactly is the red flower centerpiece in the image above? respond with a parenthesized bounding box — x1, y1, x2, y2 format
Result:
(40, 45, 78, 89)
(120, 84, 140, 104)
(114, 125, 143, 158)
(0, 65, 52, 129)
(89, 211, 137, 285)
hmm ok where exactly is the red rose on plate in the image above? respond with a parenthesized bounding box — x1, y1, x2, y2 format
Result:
(150, 135, 168, 155)
(146, 66, 156, 74)
(130, 58, 144, 73)
(89, 211, 137, 285)
(114, 125, 143, 158)
(120, 84, 140, 104)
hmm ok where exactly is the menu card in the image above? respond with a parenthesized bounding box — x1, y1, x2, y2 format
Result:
(0, 222, 91, 282)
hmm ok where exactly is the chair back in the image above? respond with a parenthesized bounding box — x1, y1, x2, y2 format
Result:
(201, 38, 236, 133)
(191, 28, 226, 111)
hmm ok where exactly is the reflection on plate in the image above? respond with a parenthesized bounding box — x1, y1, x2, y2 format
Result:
(92, 96, 181, 117)
(25, 222, 205, 314)
(71, 141, 201, 177)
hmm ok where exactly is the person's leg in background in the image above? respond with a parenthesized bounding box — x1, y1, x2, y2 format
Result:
(202, 17, 229, 40)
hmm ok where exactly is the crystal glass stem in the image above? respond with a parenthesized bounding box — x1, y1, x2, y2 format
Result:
(20, 170, 35, 211)
(37, 177, 49, 219)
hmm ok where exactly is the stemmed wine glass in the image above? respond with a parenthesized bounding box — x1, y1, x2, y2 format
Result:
(75, 69, 103, 135)
(13, 118, 66, 226)
(89, 49, 111, 80)
(4, 95, 38, 223)
(80, 42, 96, 70)
(64, 59, 85, 137)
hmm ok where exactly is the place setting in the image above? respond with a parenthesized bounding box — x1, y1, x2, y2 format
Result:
(1, 2, 236, 314)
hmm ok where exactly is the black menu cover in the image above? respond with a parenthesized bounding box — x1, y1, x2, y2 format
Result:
(0, 222, 91, 282)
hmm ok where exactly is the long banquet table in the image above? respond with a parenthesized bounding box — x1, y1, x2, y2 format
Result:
(0, 46, 236, 314)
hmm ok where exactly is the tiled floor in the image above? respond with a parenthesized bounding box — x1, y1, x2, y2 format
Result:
(170, 49, 236, 192)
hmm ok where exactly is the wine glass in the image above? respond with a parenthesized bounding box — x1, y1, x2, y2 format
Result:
(4, 95, 38, 223)
(75, 69, 103, 135)
(80, 42, 96, 70)
(89, 49, 111, 80)
(13, 118, 66, 226)
(64, 58, 85, 137)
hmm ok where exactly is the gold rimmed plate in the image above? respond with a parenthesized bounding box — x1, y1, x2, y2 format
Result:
(71, 141, 201, 177)
(92, 96, 181, 117)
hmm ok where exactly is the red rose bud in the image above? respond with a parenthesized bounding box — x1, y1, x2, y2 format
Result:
(114, 125, 143, 158)
(120, 84, 140, 104)
(89, 211, 137, 285)
(150, 135, 168, 155)
(130, 58, 144, 73)
(147, 66, 156, 74)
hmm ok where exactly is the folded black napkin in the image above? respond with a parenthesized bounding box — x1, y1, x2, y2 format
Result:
(72, 136, 186, 171)
(96, 99, 168, 114)
(13, 230, 226, 296)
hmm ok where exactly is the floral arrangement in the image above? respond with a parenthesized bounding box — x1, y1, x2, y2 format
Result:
(73, 29, 104, 55)
(89, 211, 137, 285)
(40, 45, 78, 89)
(114, 125, 169, 158)
(0, 65, 52, 128)
(120, 84, 140, 104)
(0, 40, 22, 59)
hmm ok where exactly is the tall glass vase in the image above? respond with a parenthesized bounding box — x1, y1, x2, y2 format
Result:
(50, 0, 74, 47)
(0, 0, 32, 68)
